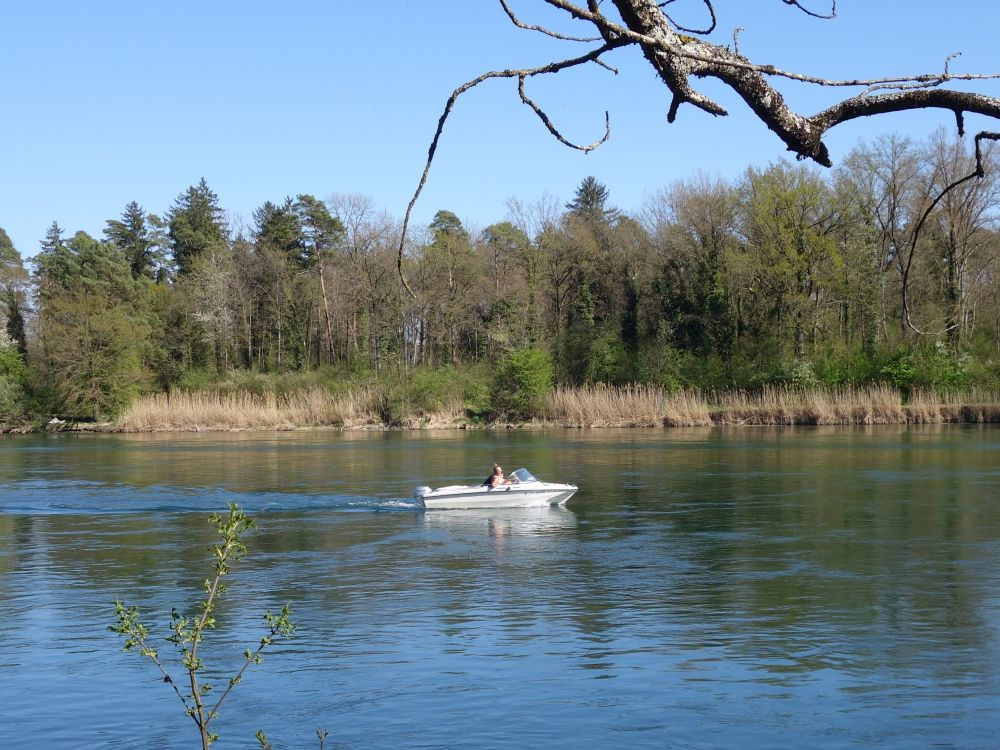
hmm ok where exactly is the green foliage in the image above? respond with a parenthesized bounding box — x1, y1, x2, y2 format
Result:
(430, 209, 468, 240)
(738, 161, 842, 357)
(879, 342, 971, 396)
(585, 330, 631, 385)
(0, 346, 28, 422)
(40, 291, 146, 419)
(491, 348, 555, 420)
(0, 227, 28, 354)
(0, 364, 27, 422)
(809, 346, 880, 387)
(632, 334, 685, 390)
(111, 505, 293, 750)
(406, 366, 469, 414)
(0, 344, 27, 381)
(879, 349, 918, 395)
(781, 360, 821, 389)
(294, 194, 344, 269)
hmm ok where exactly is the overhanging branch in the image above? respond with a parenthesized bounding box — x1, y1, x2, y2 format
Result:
(397, 41, 622, 296)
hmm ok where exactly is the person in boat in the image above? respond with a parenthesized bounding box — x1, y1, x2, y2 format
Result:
(484, 464, 513, 487)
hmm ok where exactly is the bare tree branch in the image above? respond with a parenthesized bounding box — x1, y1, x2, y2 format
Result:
(659, 0, 717, 35)
(781, 0, 836, 20)
(519, 76, 612, 150)
(397, 42, 622, 296)
(607, 0, 1000, 166)
(814, 90, 1000, 136)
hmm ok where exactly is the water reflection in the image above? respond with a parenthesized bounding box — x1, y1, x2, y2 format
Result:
(422, 506, 577, 537)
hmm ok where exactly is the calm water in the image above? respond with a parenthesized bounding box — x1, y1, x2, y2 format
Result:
(2, 426, 1000, 749)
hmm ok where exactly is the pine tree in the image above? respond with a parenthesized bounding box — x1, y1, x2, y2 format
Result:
(106, 201, 159, 280)
(565, 176, 620, 225)
(167, 178, 227, 274)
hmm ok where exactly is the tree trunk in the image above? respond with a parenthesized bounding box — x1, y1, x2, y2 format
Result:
(317, 258, 335, 362)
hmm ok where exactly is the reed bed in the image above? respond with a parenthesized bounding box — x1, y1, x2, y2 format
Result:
(905, 388, 1000, 423)
(117, 384, 1000, 432)
(707, 385, 906, 425)
(118, 388, 382, 432)
(545, 384, 713, 427)
(118, 386, 471, 432)
(543, 384, 1000, 427)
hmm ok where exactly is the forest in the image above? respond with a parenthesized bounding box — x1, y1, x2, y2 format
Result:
(1, 129, 999, 427)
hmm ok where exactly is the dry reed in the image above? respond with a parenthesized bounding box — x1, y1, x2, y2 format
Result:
(540, 383, 999, 427)
(118, 385, 472, 432)
(117, 384, 1000, 432)
(117, 387, 383, 432)
(906, 388, 1000, 423)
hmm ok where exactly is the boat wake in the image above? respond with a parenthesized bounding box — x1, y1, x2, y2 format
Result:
(0, 480, 422, 515)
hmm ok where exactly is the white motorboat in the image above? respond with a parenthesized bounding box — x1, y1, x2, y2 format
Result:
(415, 468, 577, 510)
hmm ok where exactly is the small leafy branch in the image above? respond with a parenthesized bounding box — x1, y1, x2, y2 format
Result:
(111, 503, 294, 750)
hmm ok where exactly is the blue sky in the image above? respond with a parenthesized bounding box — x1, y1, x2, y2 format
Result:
(3, 1, 1000, 257)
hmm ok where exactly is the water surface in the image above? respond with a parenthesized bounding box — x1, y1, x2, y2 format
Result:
(1, 427, 999, 748)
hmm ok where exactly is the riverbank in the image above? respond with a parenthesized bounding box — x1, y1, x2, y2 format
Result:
(78, 384, 1000, 432)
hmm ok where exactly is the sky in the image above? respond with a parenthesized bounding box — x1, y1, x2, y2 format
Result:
(3, 0, 1000, 257)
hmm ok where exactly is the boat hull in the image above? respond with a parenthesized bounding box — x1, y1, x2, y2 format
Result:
(416, 483, 577, 510)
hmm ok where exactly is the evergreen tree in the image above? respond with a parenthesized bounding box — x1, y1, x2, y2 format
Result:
(565, 176, 620, 224)
(294, 194, 344, 268)
(34, 221, 75, 300)
(105, 201, 160, 280)
(254, 199, 300, 257)
(167, 178, 227, 275)
(39, 220, 66, 254)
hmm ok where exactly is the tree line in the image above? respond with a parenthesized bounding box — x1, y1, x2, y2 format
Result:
(1, 129, 998, 422)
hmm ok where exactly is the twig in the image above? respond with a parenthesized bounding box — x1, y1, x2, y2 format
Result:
(500, 0, 600, 41)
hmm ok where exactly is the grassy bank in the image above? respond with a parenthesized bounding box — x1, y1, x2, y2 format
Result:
(113, 384, 1000, 432)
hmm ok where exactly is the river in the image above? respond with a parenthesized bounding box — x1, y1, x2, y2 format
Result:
(1, 426, 999, 748)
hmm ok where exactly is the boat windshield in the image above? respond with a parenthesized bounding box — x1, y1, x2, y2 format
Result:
(509, 468, 537, 483)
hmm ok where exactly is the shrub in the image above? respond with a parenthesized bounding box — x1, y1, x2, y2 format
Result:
(491, 348, 555, 420)
(880, 342, 971, 397)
